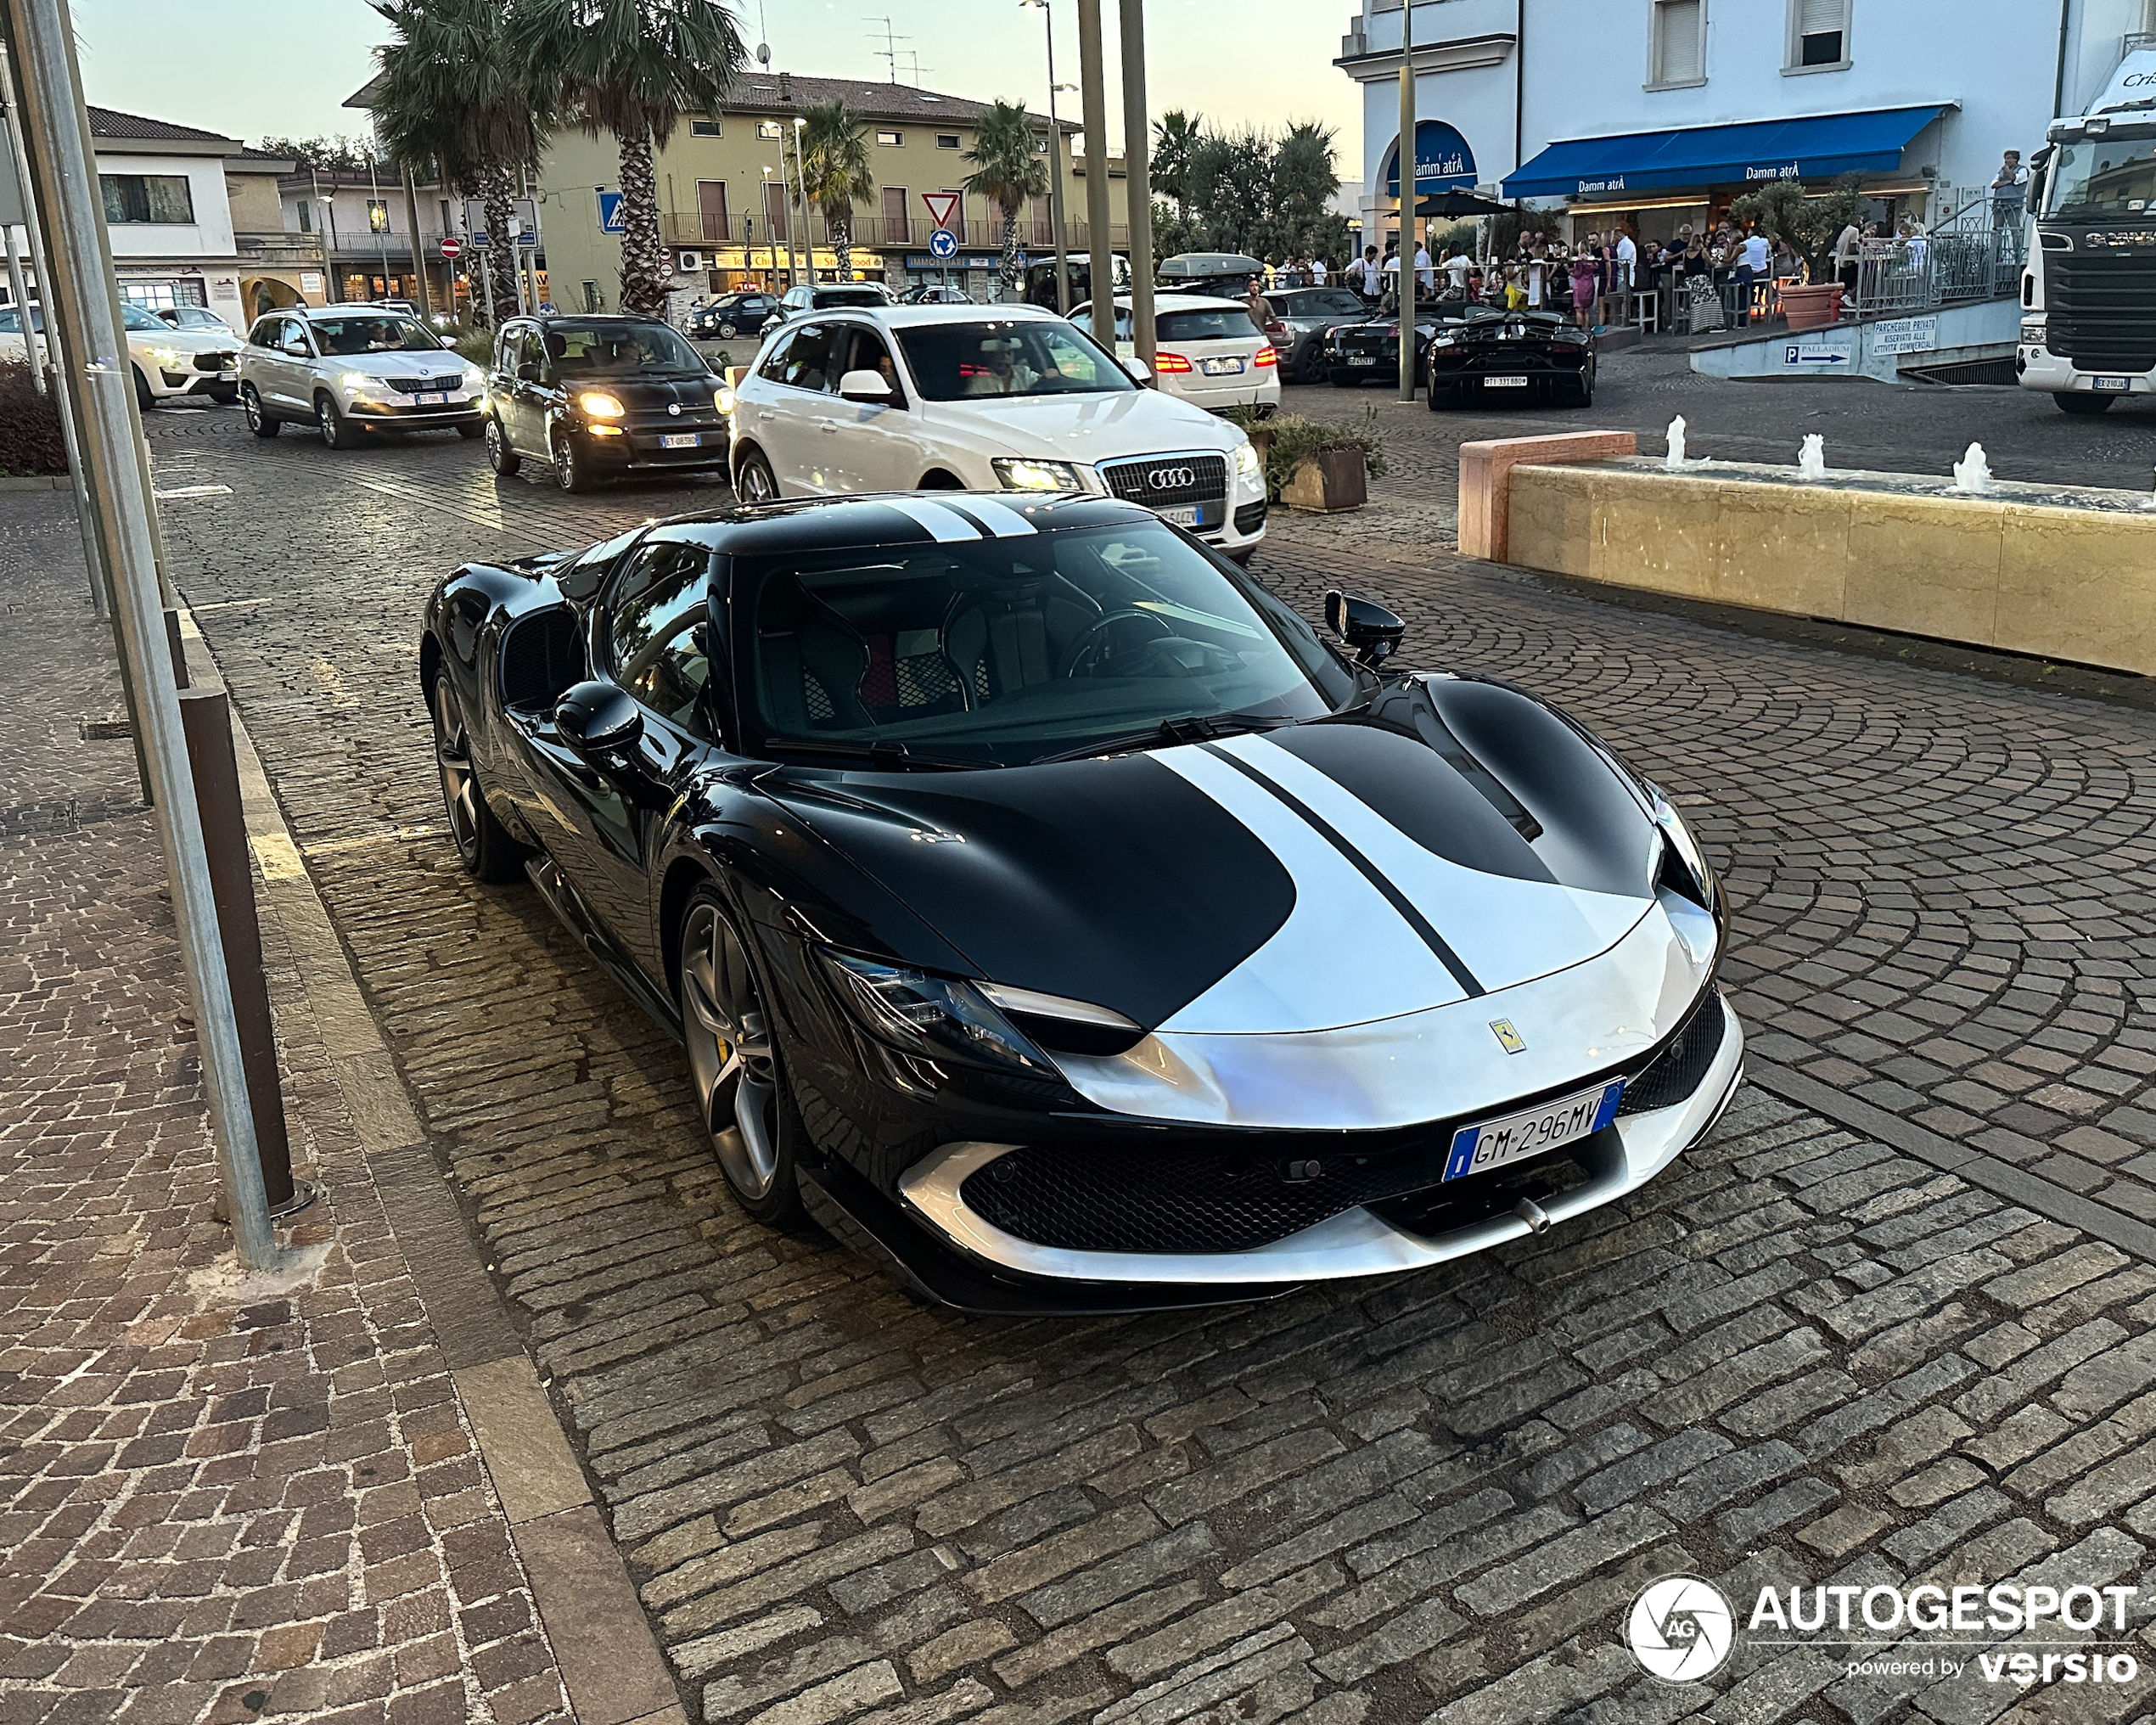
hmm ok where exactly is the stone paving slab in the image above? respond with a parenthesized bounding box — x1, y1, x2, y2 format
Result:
(125, 409, 2156, 1722)
(0, 498, 579, 1722)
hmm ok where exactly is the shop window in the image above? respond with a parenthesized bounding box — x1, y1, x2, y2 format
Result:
(99, 173, 195, 224)
(1788, 0, 1850, 70)
(1648, 0, 1704, 88)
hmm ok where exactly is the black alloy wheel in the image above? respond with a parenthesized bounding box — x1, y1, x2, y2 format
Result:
(243, 385, 279, 438)
(430, 672, 525, 882)
(735, 447, 779, 503)
(718, 321, 738, 339)
(486, 417, 521, 476)
(678, 894, 806, 1225)
(552, 426, 592, 492)
(316, 393, 353, 449)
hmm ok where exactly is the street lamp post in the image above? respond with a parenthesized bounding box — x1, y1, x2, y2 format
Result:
(1117, 0, 1155, 374)
(1020, 0, 1072, 315)
(791, 116, 812, 286)
(1398, 0, 1417, 402)
(1074, 0, 1115, 352)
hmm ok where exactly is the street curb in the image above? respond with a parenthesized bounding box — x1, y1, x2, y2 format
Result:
(178, 609, 688, 1725)
(1747, 1059, 2156, 1263)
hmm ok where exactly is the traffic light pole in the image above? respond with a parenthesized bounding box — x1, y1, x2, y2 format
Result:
(2, 0, 283, 1268)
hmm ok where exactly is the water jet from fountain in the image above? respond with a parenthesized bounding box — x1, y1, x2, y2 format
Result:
(1950, 442, 1995, 496)
(1796, 435, 1828, 483)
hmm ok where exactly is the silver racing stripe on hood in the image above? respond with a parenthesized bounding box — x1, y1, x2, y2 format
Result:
(1152, 733, 1653, 1036)
(1212, 733, 1650, 996)
(1152, 744, 1471, 1033)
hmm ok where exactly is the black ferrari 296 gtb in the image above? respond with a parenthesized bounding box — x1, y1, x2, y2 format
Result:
(421, 491, 1742, 1311)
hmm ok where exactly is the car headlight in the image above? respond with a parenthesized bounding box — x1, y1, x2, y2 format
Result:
(578, 391, 626, 419)
(2019, 316, 2047, 344)
(1641, 778, 1718, 918)
(1234, 441, 1261, 480)
(817, 950, 1060, 1080)
(149, 346, 182, 367)
(461, 362, 486, 391)
(992, 457, 1081, 492)
(714, 385, 734, 416)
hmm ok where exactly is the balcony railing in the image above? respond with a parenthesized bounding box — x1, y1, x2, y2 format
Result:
(660, 209, 1131, 256)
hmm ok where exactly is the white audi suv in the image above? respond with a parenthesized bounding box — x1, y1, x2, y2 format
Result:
(724, 304, 1267, 559)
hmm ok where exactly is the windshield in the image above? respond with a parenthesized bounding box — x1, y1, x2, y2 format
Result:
(544, 320, 705, 375)
(2045, 136, 2156, 220)
(0, 306, 46, 334)
(814, 288, 885, 307)
(309, 313, 441, 355)
(737, 521, 1352, 767)
(896, 318, 1133, 401)
(121, 304, 170, 332)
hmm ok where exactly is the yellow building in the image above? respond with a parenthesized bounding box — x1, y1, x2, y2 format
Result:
(535, 71, 1103, 308)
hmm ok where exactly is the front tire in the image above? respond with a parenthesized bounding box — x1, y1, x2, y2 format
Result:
(316, 393, 354, 449)
(486, 417, 521, 476)
(734, 447, 779, 503)
(430, 671, 526, 883)
(2055, 393, 2114, 416)
(243, 385, 280, 437)
(133, 367, 154, 411)
(677, 892, 806, 1227)
(552, 427, 592, 492)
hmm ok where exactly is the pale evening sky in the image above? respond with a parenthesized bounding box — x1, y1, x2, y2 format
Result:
(72, 0, 1362, 165)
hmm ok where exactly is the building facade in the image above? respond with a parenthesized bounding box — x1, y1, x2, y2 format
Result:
(534, 71, 1084, 310)
(81, 109, 308, 326)
(276, 168, 523, 314)
(1337, 0, 2156, 249)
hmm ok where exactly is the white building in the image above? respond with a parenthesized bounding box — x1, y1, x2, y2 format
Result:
(85, 108, 308, 326)
(1336, 0, 2156, 248)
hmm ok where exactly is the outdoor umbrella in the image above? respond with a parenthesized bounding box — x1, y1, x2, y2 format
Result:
(1414, 189, 1513, 219)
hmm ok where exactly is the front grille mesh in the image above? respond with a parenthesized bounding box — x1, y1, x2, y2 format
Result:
(1617, 992, 1727, 1115)
(1098, 454, 1227, 509)
(2050, 253, 2156, 374)
(390, 374, 466, 396)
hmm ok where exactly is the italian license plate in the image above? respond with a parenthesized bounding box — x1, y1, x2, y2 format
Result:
(412, 391, 446, 405)
(1348, 355, 1377, 367)
(1159, 504, 1200, 526)
(1200, 357, 1245, 376)
(1443, 1079, 1625, 1182)
(660, 432, 702, 449)
(1482, 375, 1530, 388)
(2093, 376, 2131, 391)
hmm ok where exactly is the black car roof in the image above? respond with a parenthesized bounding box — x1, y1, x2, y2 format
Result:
(643, 491, 1161, 556)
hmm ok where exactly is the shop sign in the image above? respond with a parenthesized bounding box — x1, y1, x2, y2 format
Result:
(1744, 161, 1803, 182)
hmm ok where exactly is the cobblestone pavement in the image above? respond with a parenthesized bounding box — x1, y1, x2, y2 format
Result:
(0, 495, 579, 1722)
(119, 406, 2156, 1722)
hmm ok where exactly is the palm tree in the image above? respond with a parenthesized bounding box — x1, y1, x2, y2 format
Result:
(1151, 110, 1204, 226)
(509, 0, 747, 317)
(373, 0, 553, 326)
(799, 99, 874, 282)
(961, 99, 1049, 296)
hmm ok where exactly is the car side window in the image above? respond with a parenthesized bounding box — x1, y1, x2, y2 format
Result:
(755, 328, 797, 383)
(495, 323, 525, 373)
(775, 323, 835, 394)
(843, 328, 904, 404)
(244, 315, 278, 347)
(280, 320, 312, 357)
(606, 540, 717, 735)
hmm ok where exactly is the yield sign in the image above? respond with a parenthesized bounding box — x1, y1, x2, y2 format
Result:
(922, 190, 962, 232)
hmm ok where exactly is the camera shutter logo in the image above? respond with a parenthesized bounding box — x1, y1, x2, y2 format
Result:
(1628, 1576, 1734, 1682)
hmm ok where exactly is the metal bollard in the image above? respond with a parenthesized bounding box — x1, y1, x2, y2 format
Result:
(164, 605, 188, 688)
(177, 685, 297, 1211)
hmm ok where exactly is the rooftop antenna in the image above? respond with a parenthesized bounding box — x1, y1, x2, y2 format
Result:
(901, 49, 932, 87)
(755, 0, 772, 67)
(865, 15, 909, 81)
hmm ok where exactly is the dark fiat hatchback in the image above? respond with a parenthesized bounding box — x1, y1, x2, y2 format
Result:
(483, 313, 728, 492)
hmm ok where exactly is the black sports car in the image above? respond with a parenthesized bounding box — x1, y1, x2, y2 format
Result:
(1323, 309, 1446, 387)
(423, 492, 1742, 1312)
(1426, 307, 1597, 407)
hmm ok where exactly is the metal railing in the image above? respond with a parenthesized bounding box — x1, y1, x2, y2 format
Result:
(660, 208, 1129, 257)
(1850, 227, 2023, 317)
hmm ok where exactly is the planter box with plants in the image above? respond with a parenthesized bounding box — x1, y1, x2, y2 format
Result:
(1227, 407, 1386, 514)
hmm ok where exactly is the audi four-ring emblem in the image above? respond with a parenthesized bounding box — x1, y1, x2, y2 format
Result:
(1146, 466, 1196, 490)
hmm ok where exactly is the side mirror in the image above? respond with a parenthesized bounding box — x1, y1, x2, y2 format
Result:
(1120, 354, 1152, 381)
(516, 360, 541, 383)
(555, 680, 643, 759)
(1323, 590, 1405, 668)
(837, 368, 895, 403)
(281, 339, 309, 358)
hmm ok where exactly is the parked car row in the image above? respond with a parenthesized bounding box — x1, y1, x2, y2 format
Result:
(0, 299, 239, 407)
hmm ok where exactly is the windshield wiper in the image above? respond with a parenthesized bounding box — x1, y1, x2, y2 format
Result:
(763, 736, 999, 772)
(1029, 711, 1299, 767)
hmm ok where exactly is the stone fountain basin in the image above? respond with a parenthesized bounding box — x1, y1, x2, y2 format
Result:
(1502, 454, 2156, 677)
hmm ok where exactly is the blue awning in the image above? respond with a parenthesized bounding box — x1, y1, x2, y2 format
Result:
(1502, 104, 1953, 200)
